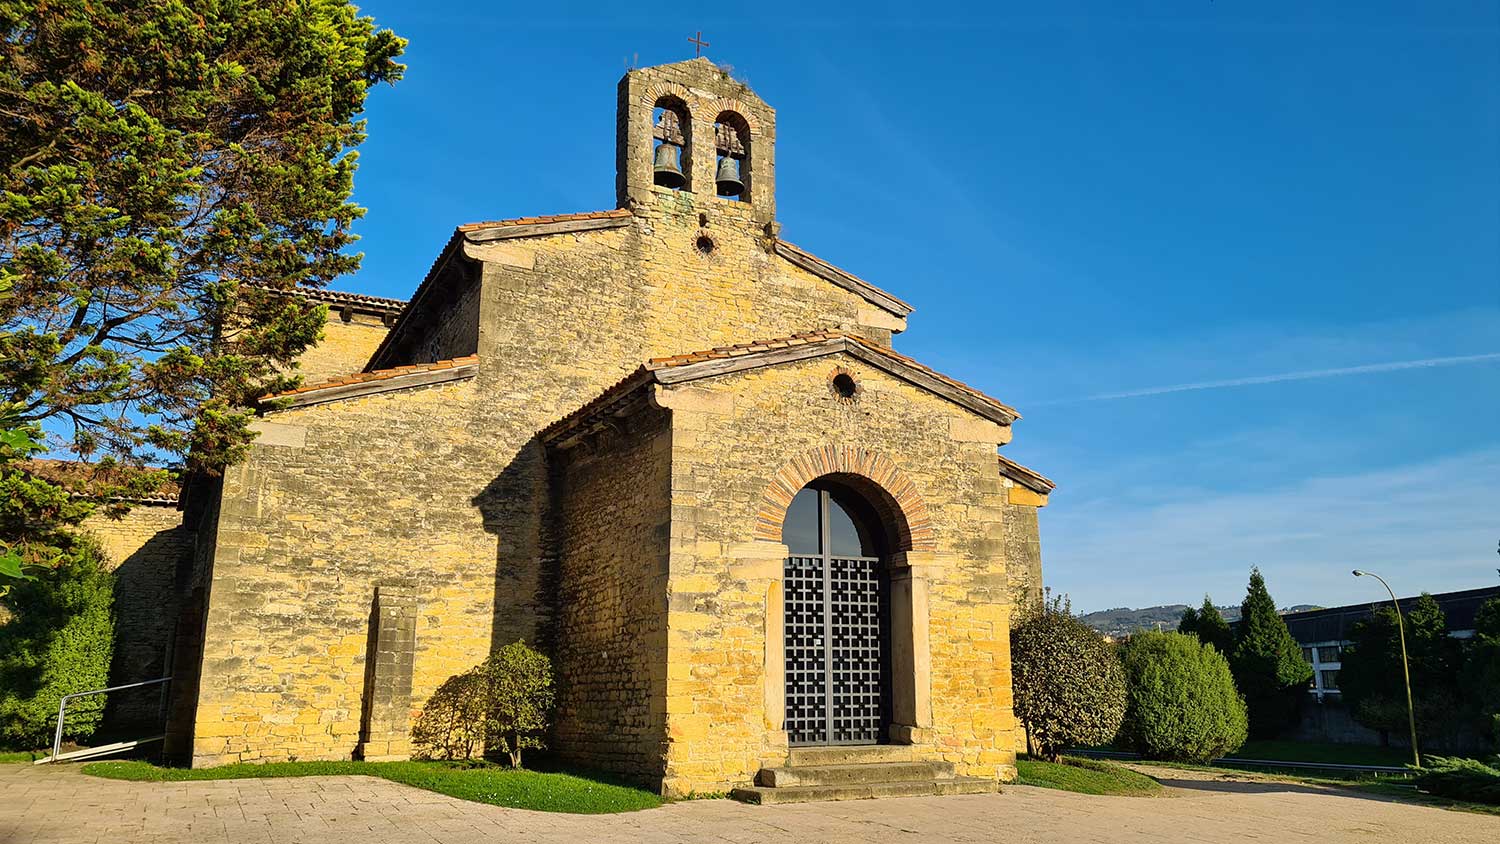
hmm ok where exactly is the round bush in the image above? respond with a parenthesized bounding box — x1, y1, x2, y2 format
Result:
(1010, 598, 1127, 761)
(1118, 631, 1248, 763)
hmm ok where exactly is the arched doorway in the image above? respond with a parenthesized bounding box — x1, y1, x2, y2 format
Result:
(781, 480, 891, 746)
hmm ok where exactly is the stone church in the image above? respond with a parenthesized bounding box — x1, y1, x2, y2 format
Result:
(86, 59, 1057, 799)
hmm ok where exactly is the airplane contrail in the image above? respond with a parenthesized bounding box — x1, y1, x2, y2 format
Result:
(1040, 351, 1500, 405)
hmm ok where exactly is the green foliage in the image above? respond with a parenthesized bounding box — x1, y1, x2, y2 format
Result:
(1341, 594, 1469, 749)
(1464, 598, 1500, 748)
(1014, 755, 1162, 796)
(1231, 568, 1312, 738)
(0, 538, 114, 747)
(82, 759, 663, 814)
(410, 668, 489, 762)
(413, 641, 556, 768)
(1178, 594, 1234, 655)
(1411, 755, 1500, 806)
(1118, 631, 1248, 762)
(1009, 592, 1127, 761)
(1, 1, 405, 477)
(482, 641, 555, 769)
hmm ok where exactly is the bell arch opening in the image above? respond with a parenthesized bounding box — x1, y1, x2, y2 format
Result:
(651, 96, 691, 191)
(780, 477, 893, 746)
(712, 110, 750, 200)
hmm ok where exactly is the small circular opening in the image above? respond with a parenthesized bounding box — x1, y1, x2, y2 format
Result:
(695, 235, 716, 255)
(832, 373, 858, 399)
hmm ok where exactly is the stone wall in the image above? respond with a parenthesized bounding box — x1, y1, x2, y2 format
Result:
(1000, 496, 1043, 615)
(296, 310, 391, 385)
(188, 378, 513, 765)
(187, 62, 994, 772)
(411, 271, 480, 365)
(80, 504, 194, 729)
(550, 409, 672, 780)
(652, 354, 1021, 795)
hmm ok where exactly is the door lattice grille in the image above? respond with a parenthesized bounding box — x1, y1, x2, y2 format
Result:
(784, 554, 883, 746)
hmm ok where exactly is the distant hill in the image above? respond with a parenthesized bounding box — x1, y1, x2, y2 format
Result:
(1079, 603, 1320, 638)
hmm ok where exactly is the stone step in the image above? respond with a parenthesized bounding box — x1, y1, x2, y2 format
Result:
(757, 760, 955, 788)
(730, 776, 998, 805)
(785, 744, 919, 767)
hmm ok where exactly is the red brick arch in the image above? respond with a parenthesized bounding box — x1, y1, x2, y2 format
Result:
(754, 446, 935, 552)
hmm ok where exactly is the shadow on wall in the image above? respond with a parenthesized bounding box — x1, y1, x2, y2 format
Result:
(473, 434, 555, 660)
(101, 525, 194, 737)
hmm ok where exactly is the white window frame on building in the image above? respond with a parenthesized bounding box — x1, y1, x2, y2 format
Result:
(1300, 640, 1343, 701)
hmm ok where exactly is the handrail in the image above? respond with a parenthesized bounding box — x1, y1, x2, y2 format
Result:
(1066, 747, 1410, 776)
(50, 676, 171, 762)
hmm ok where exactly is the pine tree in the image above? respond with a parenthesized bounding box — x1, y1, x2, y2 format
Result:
(1231, 567, 1313, 738)
(1, 2, 406, 482)
(1200, 598, 1234, 656)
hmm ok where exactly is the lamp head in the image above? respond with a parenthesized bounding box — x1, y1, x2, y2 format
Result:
(1352, 569, 1365, 577)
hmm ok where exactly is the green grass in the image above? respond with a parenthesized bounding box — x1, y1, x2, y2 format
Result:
(0, 750, 42, 763)
(82, 759, 663, 814)
(1015, 756, 1163, 796)
(1233, 740, 1412, 768)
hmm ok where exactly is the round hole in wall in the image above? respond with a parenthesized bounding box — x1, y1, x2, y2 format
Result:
(832, 373, 858, 399)
(695, 234, 716, 255)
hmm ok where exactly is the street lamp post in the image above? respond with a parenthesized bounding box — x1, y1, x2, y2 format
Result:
(1352, 569, 1420, 769)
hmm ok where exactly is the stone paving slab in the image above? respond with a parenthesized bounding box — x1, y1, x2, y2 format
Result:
(0, 762, 1492, 844)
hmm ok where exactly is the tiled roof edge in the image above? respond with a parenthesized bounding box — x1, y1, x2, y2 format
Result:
(996, 454, 1056, 494)
(259, 355, 479, 409)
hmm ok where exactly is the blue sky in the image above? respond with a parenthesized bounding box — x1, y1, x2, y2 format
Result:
(347, 2, 1500, 613)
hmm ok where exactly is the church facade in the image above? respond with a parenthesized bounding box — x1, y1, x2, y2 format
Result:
(162, 59, 1053, 797)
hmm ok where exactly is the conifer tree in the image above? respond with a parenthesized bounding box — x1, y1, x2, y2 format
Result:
(1231, 567, 1312, 738)
(1179, 594, 1233, 655)
(1, 1, 406, 484)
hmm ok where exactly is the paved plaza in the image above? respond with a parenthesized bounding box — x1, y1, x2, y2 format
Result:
(0, 762, 1491, 843)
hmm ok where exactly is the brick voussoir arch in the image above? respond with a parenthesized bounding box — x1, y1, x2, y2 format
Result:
(754, 445, 936, 552)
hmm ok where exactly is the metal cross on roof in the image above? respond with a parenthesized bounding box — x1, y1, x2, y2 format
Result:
(688, 31, 710, 57)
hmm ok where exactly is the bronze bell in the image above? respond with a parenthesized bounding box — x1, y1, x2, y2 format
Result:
(715, 156, 745, 197)
(653, 143, 685, 188)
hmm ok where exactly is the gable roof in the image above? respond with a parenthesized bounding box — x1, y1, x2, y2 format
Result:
(376, 209, 916, 369)
(541, 331, 1019, 444)
(260, 355, 479, 409)
(773, 241, 913, 318)
(996, 454, 1056, 494)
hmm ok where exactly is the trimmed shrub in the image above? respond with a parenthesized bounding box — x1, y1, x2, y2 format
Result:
(1119, 631, 1248, 763)
(412, 640, 555, 768)
(0, 537, 115, 748)
(1412, 755, 1500, 805)
(1010, 593, 1127, 761)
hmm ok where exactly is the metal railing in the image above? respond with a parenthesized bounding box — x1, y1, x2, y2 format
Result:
(47, 676, 171, 763)
(1067, 747, 1410, 777)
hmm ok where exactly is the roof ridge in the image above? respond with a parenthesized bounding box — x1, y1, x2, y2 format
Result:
(261, 354, 479, 402)
(457, 208, 632, 233)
